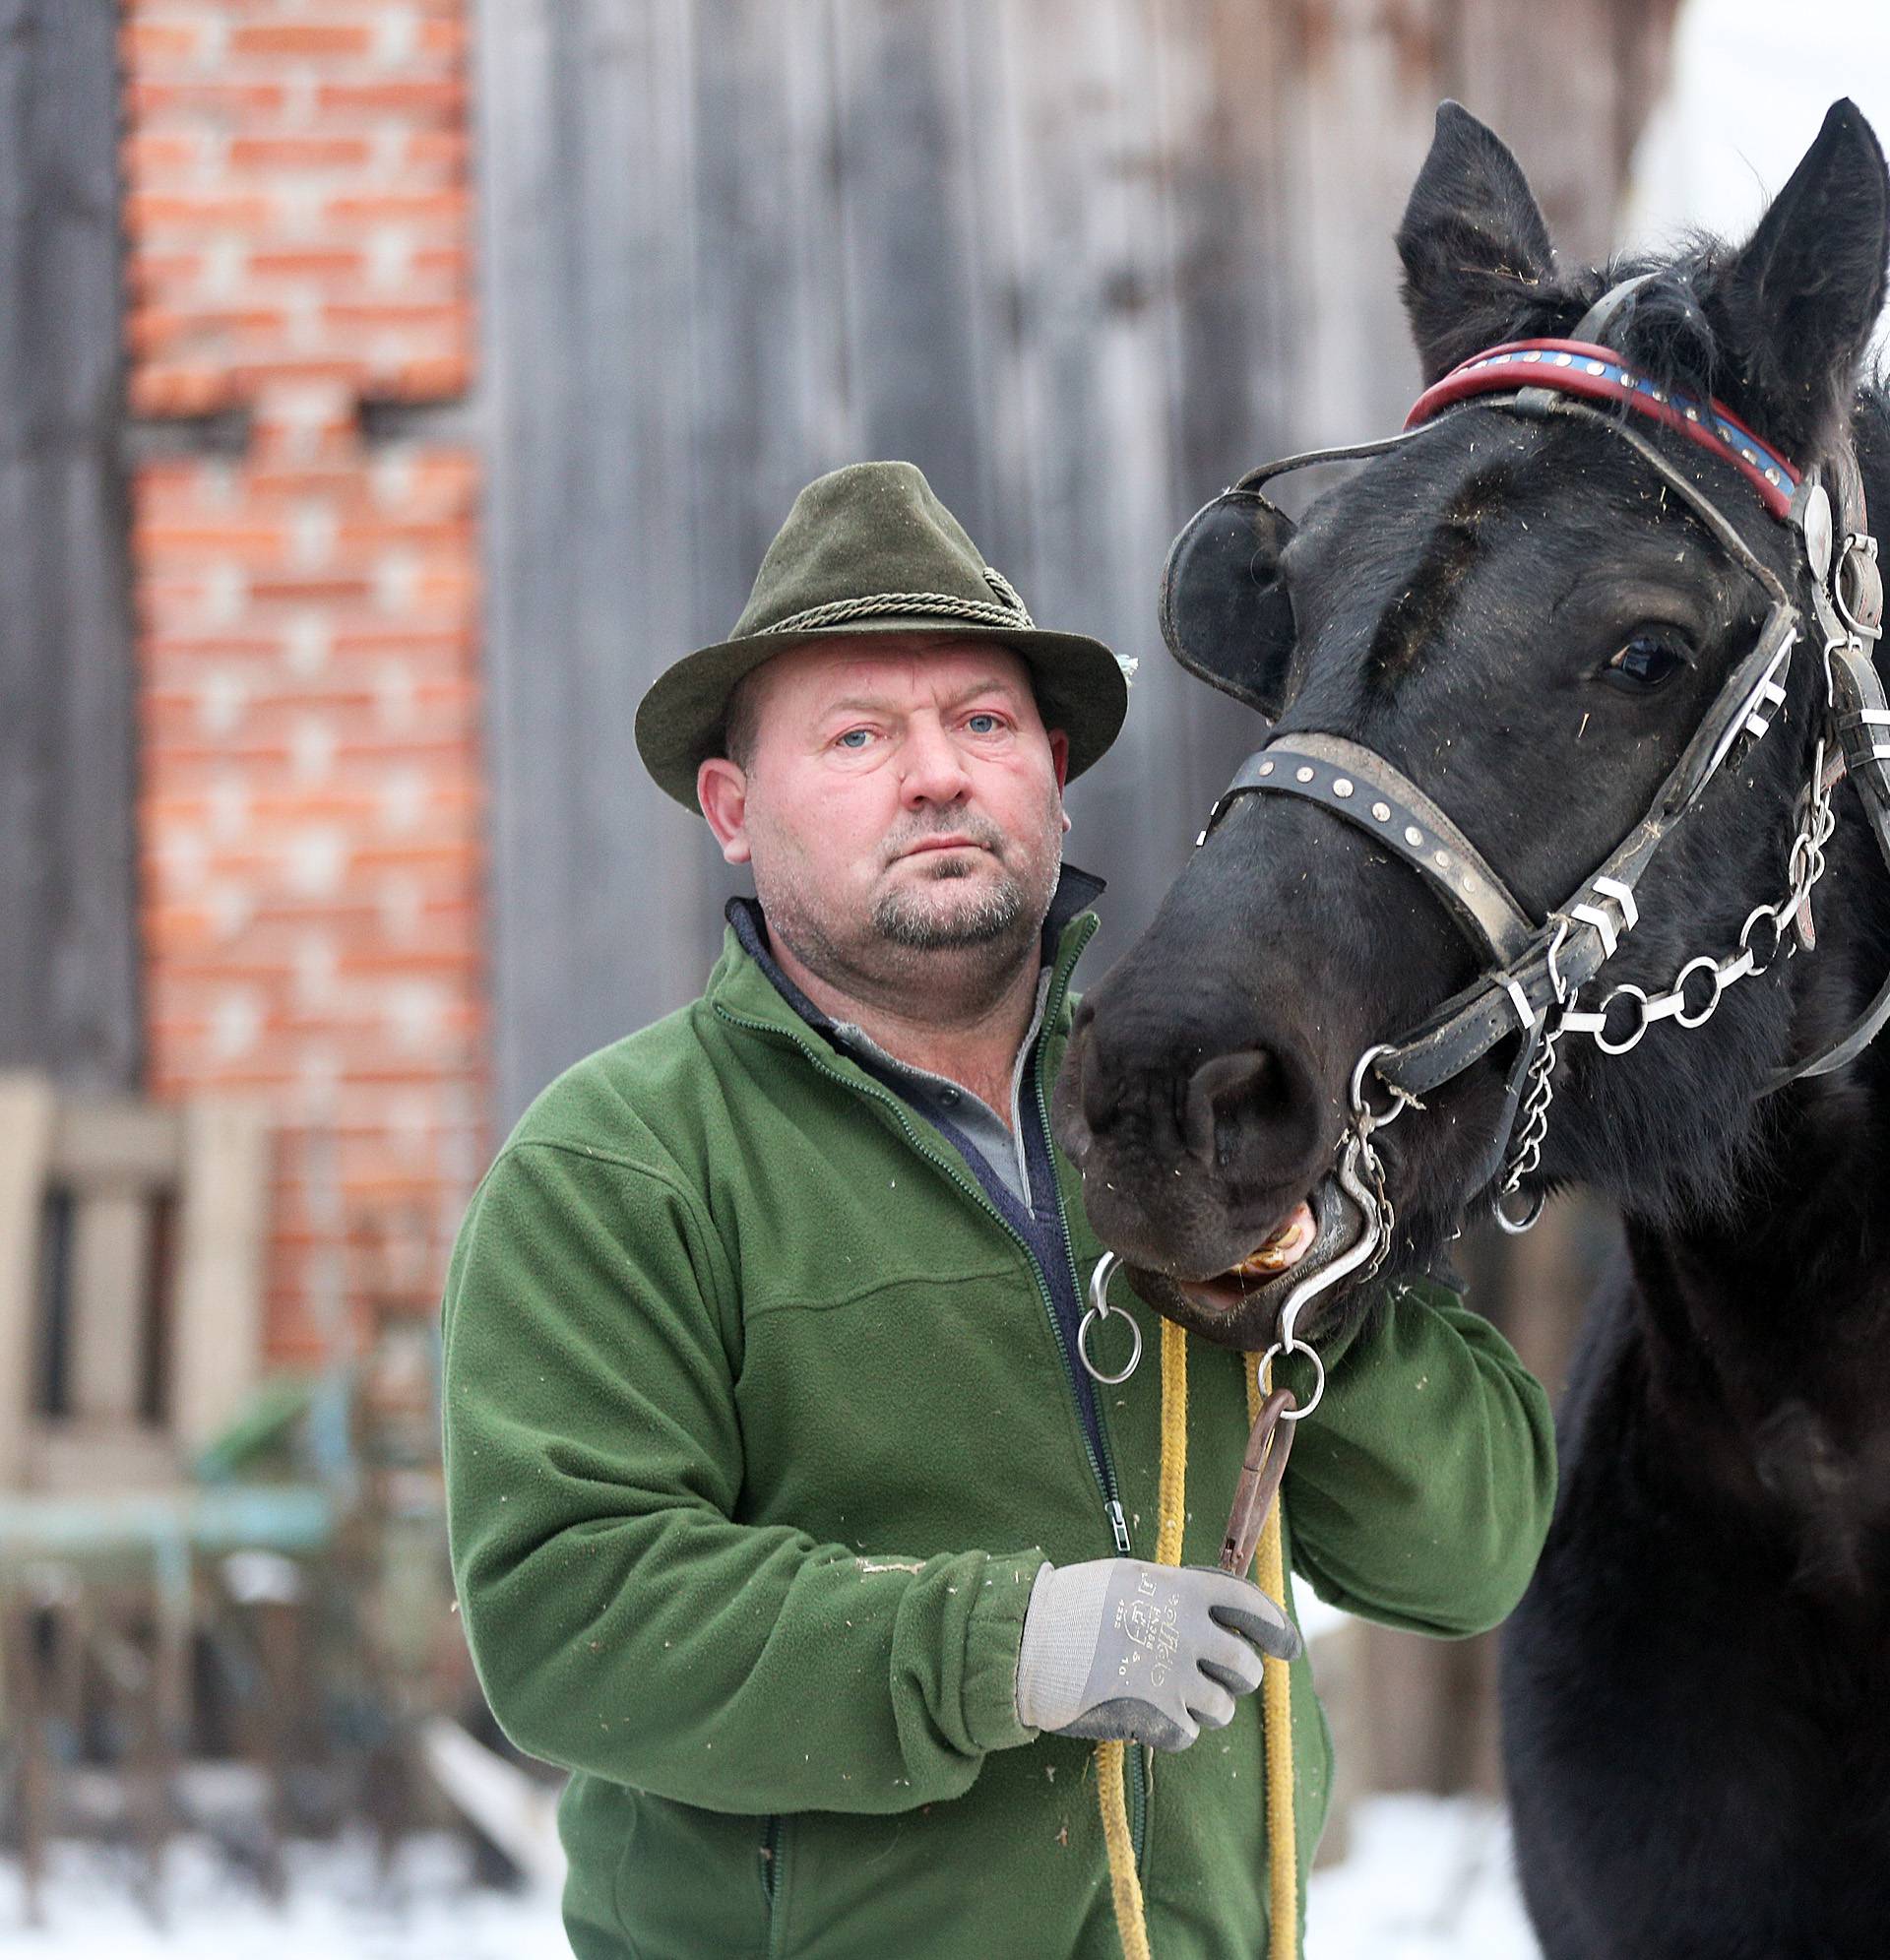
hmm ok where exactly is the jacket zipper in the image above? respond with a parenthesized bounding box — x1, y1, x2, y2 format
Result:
(716, 937, 1150, 1871)
(762, 1812, 786, 1953)
(1029, 1055, 1149, 1867)
(714, 988, 1129, 1560)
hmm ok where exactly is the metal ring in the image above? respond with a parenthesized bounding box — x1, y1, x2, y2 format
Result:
(1671, 956, 1725, 1030)
(1347, 1043, 1410, 1128)
(1078, 1304, 1142, 1385)
(1255, 1340, 1327, 1421)
(1739, 905, 1784, 977)
(1078, 1252, 1143, 1384)
(1593, 983, 1651, 1056)
(1493, 1184, 1546, 1234)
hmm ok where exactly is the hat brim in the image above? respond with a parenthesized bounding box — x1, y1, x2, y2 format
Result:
(634, 618, 1131, 812)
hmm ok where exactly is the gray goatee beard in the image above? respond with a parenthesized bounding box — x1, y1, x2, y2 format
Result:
(871, 856, 1028, 950)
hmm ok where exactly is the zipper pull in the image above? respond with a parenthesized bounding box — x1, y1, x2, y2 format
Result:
(1107, 1499, 1131, 1554)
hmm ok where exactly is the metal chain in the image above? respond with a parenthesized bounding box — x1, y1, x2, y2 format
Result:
(1494, 721, 1835, 1221)
(1343, 1046, 1403, 1289)
(1498, 1015, 1566, 1197)
(1559, 735, 1837, 1057)
(1344, 1123, 1397, 1293)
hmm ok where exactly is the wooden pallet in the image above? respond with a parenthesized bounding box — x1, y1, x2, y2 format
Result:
(0, 1072, 317, 1928)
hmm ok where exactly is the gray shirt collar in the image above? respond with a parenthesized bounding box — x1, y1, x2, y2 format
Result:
(725, 867, 1102, 1210)
(823, 969, 1055, 1208)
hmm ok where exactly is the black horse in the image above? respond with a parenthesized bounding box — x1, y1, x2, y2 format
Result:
(1054, 100, 1890, 1958)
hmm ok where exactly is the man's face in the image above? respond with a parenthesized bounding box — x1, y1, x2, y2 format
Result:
(698, 635, 1070, 992)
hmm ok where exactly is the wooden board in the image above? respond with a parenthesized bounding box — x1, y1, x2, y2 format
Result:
(0, 1075, 57, 1486)
(170, 1097, 272, 1460)
(24, 1423, 177, 1498)
(67, 1189, 151, 1423)
(52, 1100, 184, 1190)
(0, 0, 142, 1092)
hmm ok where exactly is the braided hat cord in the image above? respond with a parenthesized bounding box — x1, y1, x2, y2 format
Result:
(761, 575, 1035, 638)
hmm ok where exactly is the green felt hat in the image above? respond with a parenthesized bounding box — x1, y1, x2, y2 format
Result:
(635, 461, 1134, 811)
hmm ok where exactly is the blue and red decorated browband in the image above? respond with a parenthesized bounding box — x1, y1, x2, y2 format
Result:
(1406, 340, 1801, 521)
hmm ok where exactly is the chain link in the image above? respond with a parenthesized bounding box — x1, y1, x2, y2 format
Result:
(1499, 1016, 1565, 1197)
(1559, 736, 1836, 1057)
(1343, 1052, 1400, 1289)
(1357, 1130, 1395, 1287)
(1495, 726, 1837, 1219)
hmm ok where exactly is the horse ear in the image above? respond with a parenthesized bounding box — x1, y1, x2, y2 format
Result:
(1397, 102, 1558, 385)
(1715, 99, 1890, 466)
(1160, 492, 1295, 719)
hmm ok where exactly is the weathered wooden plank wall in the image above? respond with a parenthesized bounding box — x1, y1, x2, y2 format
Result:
(476, 0, 1677, 1132)
(0, 0, 141, 1090)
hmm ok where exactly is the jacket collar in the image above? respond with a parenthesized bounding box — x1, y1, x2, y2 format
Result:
(709, 864, 1104, 1048)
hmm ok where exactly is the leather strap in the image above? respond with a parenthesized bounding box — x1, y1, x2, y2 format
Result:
(1768, 643, 1890, 1087)
(1568, 272, 1658, 346)
(1225, 734, 1536, 966)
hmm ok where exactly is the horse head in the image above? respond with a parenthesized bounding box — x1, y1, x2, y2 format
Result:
(1054, 99, 1890, 1353)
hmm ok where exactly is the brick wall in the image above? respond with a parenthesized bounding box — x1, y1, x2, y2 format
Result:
(124, 1, 486, 1360)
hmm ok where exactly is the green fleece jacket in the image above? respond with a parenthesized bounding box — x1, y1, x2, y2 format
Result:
(441, 902, 1555, 1959)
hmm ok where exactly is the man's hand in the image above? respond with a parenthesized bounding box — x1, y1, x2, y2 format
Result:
(1014, 1557, 1300, 1752)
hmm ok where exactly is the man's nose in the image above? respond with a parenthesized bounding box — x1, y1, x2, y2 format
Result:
(898, 720, 974, 804)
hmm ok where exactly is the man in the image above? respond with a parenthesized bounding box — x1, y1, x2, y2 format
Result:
(442, 462, 1555, 1957)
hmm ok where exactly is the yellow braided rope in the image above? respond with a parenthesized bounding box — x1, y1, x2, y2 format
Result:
(1096, 1328, 1298, 1959)
(1251, 1352, 1299, 1956)
(1096, 1738, 1147, 1959)
(1098, 1319, 1189, 1960)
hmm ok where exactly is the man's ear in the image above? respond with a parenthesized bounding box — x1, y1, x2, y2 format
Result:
(697, 757, 752, 864)
(1397, 101, 1561, 384)
(1711, 99, 1890, 466)
(1048, 727, 1069, 792)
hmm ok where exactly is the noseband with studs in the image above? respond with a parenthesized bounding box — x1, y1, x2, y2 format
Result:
(1172, 280, 1890, 1276)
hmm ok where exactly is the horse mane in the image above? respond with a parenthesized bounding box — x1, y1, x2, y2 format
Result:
(1535, 241, 1890, 471)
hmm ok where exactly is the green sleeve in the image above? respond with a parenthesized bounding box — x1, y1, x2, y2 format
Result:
(441, 1141, 1041, 1815)
(1277, 1278, 1556, 1637)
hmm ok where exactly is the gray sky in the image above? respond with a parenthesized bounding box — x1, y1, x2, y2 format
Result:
(1621, 0, 1890, 355)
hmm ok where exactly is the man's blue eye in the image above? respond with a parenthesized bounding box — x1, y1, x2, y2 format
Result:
(837, 728, 871, 749)
(967, 714, 1002, 734)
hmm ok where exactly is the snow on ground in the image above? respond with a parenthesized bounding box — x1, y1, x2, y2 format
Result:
(0, 1829, 568, 1960)
(1308, 1795, 1540, 1960)
(0, 1796, 1537, 1957)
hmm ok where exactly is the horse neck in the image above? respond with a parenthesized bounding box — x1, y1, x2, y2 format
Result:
(1618, 809, 1890, 1582)
(1627, 396, 1890, 1384)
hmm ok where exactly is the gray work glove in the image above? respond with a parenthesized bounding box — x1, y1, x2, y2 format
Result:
(1014, 1557, 1300, 1753)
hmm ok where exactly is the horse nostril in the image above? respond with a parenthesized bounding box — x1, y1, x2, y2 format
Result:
(1182, 1048, 1288, 1170)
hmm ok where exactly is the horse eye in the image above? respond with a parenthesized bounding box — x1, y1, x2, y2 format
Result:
(1601, 633, 1687, 693)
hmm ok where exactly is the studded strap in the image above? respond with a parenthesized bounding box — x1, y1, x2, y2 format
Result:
(1214, 733, 1536, 967)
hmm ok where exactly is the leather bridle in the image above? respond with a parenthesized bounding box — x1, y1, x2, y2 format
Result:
(1171, 282, 1890, 1299)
